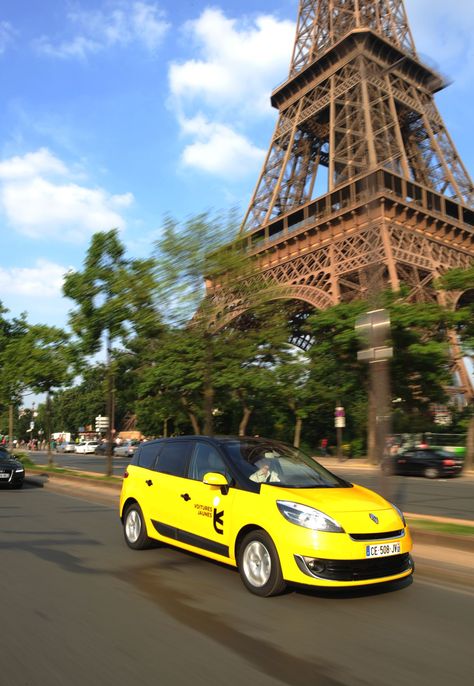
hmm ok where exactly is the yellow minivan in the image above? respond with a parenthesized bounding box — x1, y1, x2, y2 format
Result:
(119, 436, 413, 596)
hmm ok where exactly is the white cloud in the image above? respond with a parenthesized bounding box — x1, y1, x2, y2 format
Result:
(0, 148, 134, 242)
(170, 8, 294, 115)
(180, 115, 264, 178)
(0, 20, 15, 54)
(0, 148, 68, 180)
(169, 8, 293, 180)
(35, 1, 169, 59)
(0, 259, 67, 298)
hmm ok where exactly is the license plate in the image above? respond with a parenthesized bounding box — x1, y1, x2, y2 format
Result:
(366, 542, 401, 558)
(0, 473, 10, 479)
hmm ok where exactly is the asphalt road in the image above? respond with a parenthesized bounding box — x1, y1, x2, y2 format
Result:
(29, 451, 474, 521)
(1, 482, 472, 686)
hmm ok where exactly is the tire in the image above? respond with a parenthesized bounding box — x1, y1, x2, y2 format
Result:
(11, 482, 23, 490)
(424, 466, 439, 479)
(123, 503, 153, 550)
(237, 530, 286, 597)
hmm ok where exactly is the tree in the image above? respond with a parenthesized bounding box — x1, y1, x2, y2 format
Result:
(19, 325, 72, 464)
(63, 229, 159, 475)
(304, 295, 458, 459)
(0, 304, 30, 449)
(439, 266, 474, 469)
(153, 210, 248, 434)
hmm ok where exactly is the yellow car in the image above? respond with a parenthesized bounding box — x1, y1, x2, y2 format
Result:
(119, 436, 413, 596)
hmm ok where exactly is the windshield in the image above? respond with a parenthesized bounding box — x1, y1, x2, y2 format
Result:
(223, 439, 351, 489)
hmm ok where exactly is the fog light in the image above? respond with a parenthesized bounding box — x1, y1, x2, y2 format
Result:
(304, 557, 326, 574)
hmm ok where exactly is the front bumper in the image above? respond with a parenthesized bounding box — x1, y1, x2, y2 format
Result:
(294, 552, 413, 582)
(276, 526, 413, 587)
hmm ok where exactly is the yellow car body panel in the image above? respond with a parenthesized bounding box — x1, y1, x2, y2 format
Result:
(120, 439, 414, 589)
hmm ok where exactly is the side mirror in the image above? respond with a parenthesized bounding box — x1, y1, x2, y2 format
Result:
(203, 472, 229, 487)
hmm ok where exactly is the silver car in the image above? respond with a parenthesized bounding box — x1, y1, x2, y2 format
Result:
(56, 442, 76, 453)
(113, 440, 140, 457)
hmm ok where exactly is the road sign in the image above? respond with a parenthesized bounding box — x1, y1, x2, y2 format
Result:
(95, 415, 109, 431)
(335, 406, 346, 428)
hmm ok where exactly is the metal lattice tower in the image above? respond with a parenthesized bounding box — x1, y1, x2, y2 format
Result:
(211, 0, 474, 398)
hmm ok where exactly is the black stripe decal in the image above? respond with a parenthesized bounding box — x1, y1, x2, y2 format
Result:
(152, 520, 229, 558)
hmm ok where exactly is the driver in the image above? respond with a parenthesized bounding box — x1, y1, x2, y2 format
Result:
(249, 455, 281, 483)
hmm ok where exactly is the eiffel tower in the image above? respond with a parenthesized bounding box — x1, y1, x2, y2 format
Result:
(211, 0, 474, 398)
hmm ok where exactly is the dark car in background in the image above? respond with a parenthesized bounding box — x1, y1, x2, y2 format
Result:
(0, 448, 25, 489)
(384, 448, 464, 479)
(94, 442, 117, 456)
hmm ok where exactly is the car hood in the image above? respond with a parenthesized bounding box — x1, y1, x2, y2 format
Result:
(0, 458, 23, 469)
(262, 483, 403, 532)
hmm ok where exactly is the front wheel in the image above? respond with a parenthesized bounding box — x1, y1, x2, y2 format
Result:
(123, 503, 153, 550)
(237, 530, 286, 597)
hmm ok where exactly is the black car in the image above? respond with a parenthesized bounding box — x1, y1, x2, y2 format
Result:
(94, 442, 117, 456)
(0, 448, 25, 488)
(384, 448, 464, 479)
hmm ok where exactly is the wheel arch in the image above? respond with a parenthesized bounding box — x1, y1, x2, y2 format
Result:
(120, 496, 139, 521)
(234, 523, 268, 560)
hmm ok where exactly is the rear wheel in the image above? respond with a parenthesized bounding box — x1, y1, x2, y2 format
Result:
(123, 503, 153, 549)
(424, 466, 439, 479)
(237, 530, 286, 597)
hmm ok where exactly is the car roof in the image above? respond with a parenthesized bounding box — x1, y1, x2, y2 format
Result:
(141, 435, 284, 447)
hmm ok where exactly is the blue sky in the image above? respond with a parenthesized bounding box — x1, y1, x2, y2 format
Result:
(1, 0, 473, 330)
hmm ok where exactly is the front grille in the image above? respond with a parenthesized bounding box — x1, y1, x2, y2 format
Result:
(296, 553, 412, 582)
(350, 529, 404, 541)
(0, 468, 12, 482)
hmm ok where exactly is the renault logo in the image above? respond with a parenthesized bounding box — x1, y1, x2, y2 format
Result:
(369, 513, 379, 524)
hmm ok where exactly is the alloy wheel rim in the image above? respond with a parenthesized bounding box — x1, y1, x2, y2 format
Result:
(242, 541, 272, 587)
(126, 510, 141, 543)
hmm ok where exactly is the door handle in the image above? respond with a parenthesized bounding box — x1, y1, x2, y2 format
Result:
(146, 479, 153, 486)
(180, 493, 191, 502)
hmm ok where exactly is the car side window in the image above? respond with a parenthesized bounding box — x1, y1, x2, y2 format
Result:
(137, 444, 161, 469)
(155, 441, 192, 478)
(188, 443, 228, 481)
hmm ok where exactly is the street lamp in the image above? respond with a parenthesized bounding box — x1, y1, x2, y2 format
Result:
(355, 309, 393, 467)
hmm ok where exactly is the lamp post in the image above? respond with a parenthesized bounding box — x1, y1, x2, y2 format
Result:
(355, 309, 393, 467)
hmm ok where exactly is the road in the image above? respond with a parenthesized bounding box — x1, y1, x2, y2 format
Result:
(29, 451, 474, 521)
(1, 482, 472, 686)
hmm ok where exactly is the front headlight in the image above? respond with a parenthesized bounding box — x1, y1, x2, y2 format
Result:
(277, 501, 345, 533)
(391, 502, 406, 527)
(15, 468, 24, 473)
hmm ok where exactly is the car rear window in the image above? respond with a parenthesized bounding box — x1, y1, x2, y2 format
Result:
(137, 443, 161, 469)
(155, 441, 193, 477)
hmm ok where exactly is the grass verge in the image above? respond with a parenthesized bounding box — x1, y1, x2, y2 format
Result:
(407, 518, 474, 537)
(26, 464, 121, 484)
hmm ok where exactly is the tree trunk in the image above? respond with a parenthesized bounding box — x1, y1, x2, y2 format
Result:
(46, 390, 53, 467)
(293, 416, 303, 448)
(466, 413, 474, 471)
(105, 333, 114, 477)
(202, 331, 214, 435)
(239, 406, 252, 437)
(181, 397, 201, 434)
(8, 403, 14, 452)
(188, 412, 201, 435)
